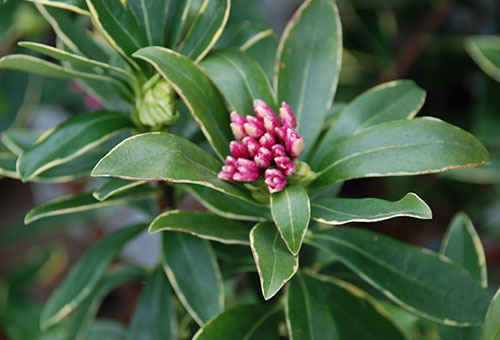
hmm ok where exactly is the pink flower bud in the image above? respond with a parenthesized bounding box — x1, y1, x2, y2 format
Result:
(259, 132, 276, 148)
(224, 156, 237, 167)
(230, 112, 247, 140)
(233, 171, 260, 182)
(254, 147, 273, 168)
(274, 126, 287, 141)
(218, 170, 234, 181)
(265, 168, 287, 193)
(85, 94, 102, 111)
(244, 116, 265, 138)
(271, 144, 287, 158)
(285, 129, 305, 158)
(222, 164, 236, 173)
(230, 141, 249, 159)
(236, 158, 259, 173)
(254, 99, 278, 132)
(279, 102, 297, 129)
(242, 137, 260, 158)
(274, 156, 297, 176)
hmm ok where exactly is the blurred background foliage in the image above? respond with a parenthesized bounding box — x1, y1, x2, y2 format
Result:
(0, 0, 499, 339)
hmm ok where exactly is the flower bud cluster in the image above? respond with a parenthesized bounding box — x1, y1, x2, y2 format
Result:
(218, 99, 305, 193)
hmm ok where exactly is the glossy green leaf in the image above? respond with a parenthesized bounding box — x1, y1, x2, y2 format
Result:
(246, 33, 278, 81)
(201, 48, 277, 115)
(18, 42, 133, 81)
(150, 210, 252, 245)
(25, 186, 157, 224)
(178, 0, 230, 62)
(439, 213, 486, 340)
(164, 0, 191, 48)
(29, 0, 89, 15)
(287, 273, 408, 340)
(69, 265, 145, 340)
(92, 133, 251, 202)
(128, 0, 169, 46)
(127, 267, 176, 340)
(250, 222, 299, 300)
(313, 117, 490, 189)
(217, 21, 274, 51)
(40, 224, 145, 330)
(184, 184, 271, 221)
(276, 0, 342, 159)
(306, 227, 492, 326)
(311, 80, 426, 167)
(18, 111, 131, 181)
(1, 129, 42, 156)
(0, 152, 19, 179)
(193, 304, 281, 340)
(311, 192, 432, 225)
(162, 232, 223, 325)
(88, 321, 127, 340)
(93, 178, 147, 201)
(86, 0, 148, 63)
(466, 36, 500, 83)
(481, 288, 500, 340)
(133, 47, 232, 158)
(270, 185, 310, 255)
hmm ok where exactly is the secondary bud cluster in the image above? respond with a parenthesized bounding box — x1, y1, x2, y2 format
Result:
(218, 99, 305, 193)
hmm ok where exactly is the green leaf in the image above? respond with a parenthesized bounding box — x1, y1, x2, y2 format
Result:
(178, 0, 230, 62)
(270, 185, 310, 255)
(29, 0, 89, 15)
(25, 186, 157, 224)
(306, 227, 492, 326)
(0, 152, 19, 179)
(246, 34, 278, 82)
(276, 0, 342, 159)
(17, 111, 131, 181)
(128, 0, 169, 46)
(86, 0, 148, 64)
(164, 0, 191, 48)
(88, 321, 127, 340)
(466, 36, 500, 83)
(481, 287, 500, 340)
(193, 304, 281, 340)
(201, 48, 277, 115)
(127, 267, 176, 340)
(1, 129, 42, 156)
(162, 232, 223, 325)
(18, 41, 133, 81)
(40, 224, 145, 330)
(217, 21, 274, 51)
(93, 178, 147, 201)
(92, 132, 252, 202)
(313, 117, 490, 189)
(310, 80, 426, 167)
(287, 273, 409, 340)
(439, 213, 486, 340)
(150, 210, 252, 245)
(133, 47, 232, 159)
(250, 222, 299, 300)
(311, 192, 432, 225)
(184, 184, 272, 221)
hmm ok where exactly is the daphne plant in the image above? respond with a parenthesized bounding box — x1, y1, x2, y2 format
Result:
(1, 0, 499, 339)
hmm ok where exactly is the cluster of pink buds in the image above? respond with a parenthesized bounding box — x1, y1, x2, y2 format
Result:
(218, 99, 305, 193)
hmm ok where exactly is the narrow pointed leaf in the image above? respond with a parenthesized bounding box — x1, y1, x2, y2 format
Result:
(193, 304, 281, 340)
(276, 0, 342, 159)
(25, 186, 157, 224)
(201, 48, 277, 115)
(92, 133, 252, 202)
(311, 80, 426, 167)
(40, 224, 145, 330)
(164, 0, 191, 48)
(306, 228, 492, 326)
(93, 178, 147, 201)
(217, 21, 273, 51)
(162, 232, 223, 325)
(250, 222, 299, 300)
(0, 152, 19, 179)
(481, 288, 500, 340)
(128, 0, 169, 46)
(1, 129, 42, 156)
(313, 117, 490, 189)
(466, 36, 500, 83)
(439, 213, 486, 340)
(17, 111, 131, 181)
(29, 0, 89, 15)
(127, 267, 176, 340)
(246, 34, 278, 81)
(178, 0, 230, 62)
(150, 210, 252, 245)
(270, 185, 310, 255)
(184, 184, 271, 221)
(134, 47, 232, 158)
(88, 321, 127, 340)
(86, 0, 148, 62)
(311, 193, 432, 225)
